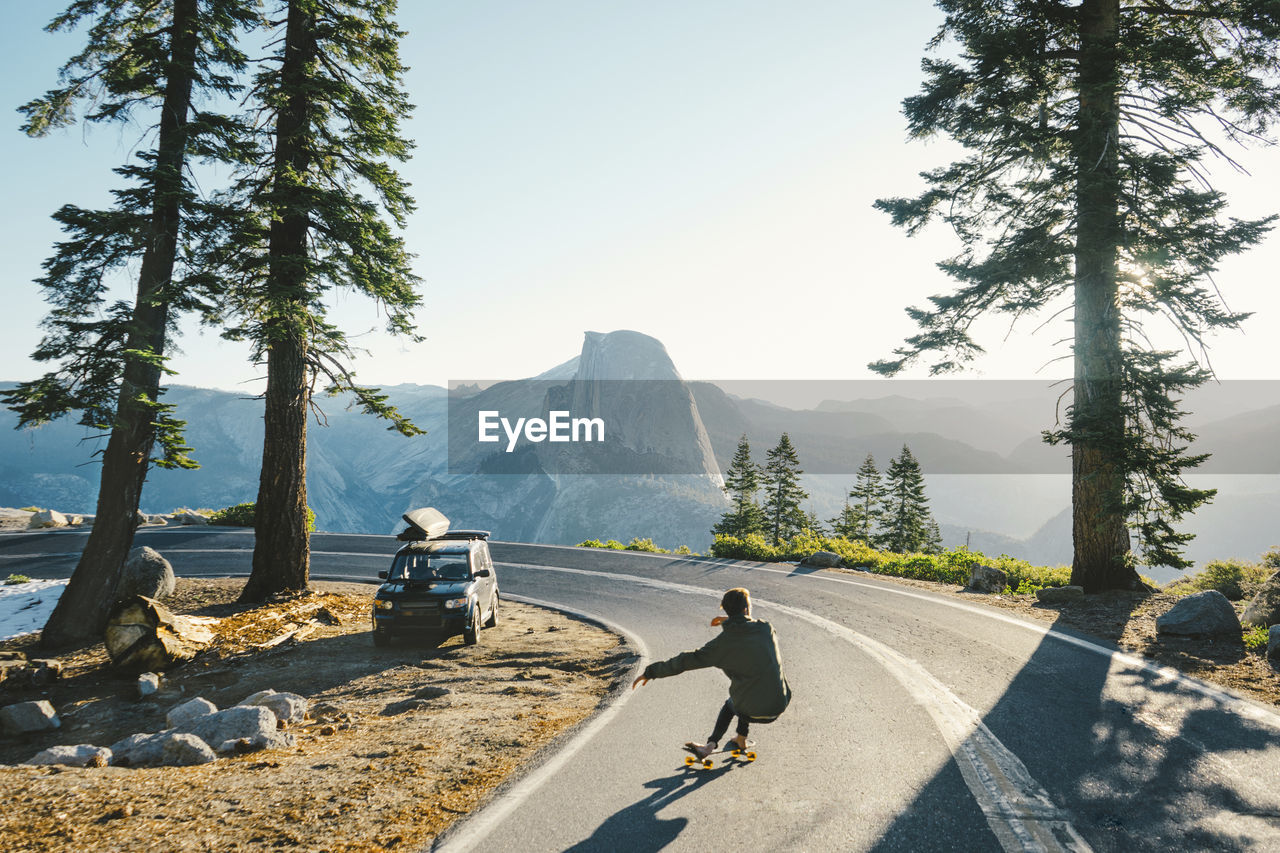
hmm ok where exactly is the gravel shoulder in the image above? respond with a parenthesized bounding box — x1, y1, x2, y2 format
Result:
(0, 579, 636, 852)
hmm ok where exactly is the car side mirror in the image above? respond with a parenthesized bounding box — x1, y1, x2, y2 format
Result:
(473, 568, 491, 578)
(377, 571, 388, 580)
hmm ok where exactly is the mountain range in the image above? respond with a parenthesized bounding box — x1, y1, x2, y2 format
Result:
(4, 330, 1278, 581)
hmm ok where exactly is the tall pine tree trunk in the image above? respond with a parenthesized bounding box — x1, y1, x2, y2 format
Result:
(41, 0, 198, 648)
(1070, 0, 1139, 593)
(240, 0, 316, 602)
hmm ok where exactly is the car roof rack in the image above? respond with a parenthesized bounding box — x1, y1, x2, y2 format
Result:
(433, 530, 491, 541)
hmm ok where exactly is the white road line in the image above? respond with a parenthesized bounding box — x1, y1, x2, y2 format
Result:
(500, 561, 1091, 853)
(431, 594, 649, 853)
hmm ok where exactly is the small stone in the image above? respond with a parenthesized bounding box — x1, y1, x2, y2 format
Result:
(967, 565, 1008, 594)
(0, 700, 61, 735)
(167, 696, 217, 730)
(24, 744, 112, 767)
(320, 725, 337, 736)
(159, 732, 216, 766)
(136, 673, 161, 698)
(1035, 585, 1085, 604)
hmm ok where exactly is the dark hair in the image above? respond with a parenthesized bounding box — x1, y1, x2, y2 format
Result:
(721, 587, 750, 617)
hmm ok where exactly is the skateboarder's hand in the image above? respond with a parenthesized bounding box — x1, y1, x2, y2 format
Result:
(632, 676, 649, 690)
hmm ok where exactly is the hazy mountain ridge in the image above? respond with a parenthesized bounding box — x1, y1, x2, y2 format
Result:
(4, 332, 1278, 572)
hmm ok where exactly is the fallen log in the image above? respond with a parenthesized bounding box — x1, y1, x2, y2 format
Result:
(105, 596, 216, 672)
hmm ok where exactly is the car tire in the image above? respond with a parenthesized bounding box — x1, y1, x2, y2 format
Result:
(463, 607, 480, 645)
(373, 627, 391, 647)
(484, 592, 498, 628)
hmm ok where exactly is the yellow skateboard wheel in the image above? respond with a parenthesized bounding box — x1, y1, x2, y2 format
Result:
(702, 758, 713, 768)
(684, 756, 695, 766)
(746, 751, 757, 761)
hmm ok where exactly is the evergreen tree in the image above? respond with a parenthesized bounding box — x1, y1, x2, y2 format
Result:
(712, 434, 766, 538)
(762, 433, 808, 546)
(2, 0, 254, 646)
(832, 453, 886, 545)
(873, 1, 1280, 590)
(881, 445, 937, 554)
(802, 508, 826, 537)
(215, 0, 422, 601)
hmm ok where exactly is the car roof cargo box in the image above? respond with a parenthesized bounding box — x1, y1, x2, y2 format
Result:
(400, 507, 449, 541)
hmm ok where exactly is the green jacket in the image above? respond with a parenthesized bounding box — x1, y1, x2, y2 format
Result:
(642, 615, 792, 720)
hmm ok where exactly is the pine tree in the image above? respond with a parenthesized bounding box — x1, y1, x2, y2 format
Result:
(873, 2, 1280, 590)
(881, 445, 937, 554)
(832, 454, 886, 545)
(762, 433, 808, 546)
(712, 434, 766, 538)
(215, 0, 422, 601)
(2, 0, 254, 646)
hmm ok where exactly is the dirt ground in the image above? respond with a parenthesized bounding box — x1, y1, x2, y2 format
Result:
(842, 570, 1280, 708)
(0, 580, 636, 852)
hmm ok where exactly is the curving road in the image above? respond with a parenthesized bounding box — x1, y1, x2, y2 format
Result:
(3, 526, 1279, 852)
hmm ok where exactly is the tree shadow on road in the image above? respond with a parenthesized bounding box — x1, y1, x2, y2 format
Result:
(868, 602, 1280, 852)
(563, 766, 724, 852)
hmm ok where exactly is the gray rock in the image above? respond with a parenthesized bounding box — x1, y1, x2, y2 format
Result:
(118, 546, 176, 600)
(1156, 590, 1242, 637)
(181, 705, 293, 753)
(1035, 585, 1085, 604)
(166, 696, 217, 730)
(967, 564, 1008, 594)
(238, 689, 308, 724)
(25, 744, 112, 767)
(137, 672, 161, 698)
(159, 732, 216, 766)
(109, 732, 168, 767)
(146, 514, 169, 526)
(1268, 625, 1280, 665)
(0, 700, 61, 735)
(1241, 570, 1280, 629)
(799, 550, 842, 569)
(27, 509, 68, 530)
(173, 511, 209, 526)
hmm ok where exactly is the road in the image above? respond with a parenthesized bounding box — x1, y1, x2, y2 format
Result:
(3, 525, 1279, 852)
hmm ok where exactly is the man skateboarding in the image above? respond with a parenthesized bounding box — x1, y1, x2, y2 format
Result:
(632, 587, 791, 759)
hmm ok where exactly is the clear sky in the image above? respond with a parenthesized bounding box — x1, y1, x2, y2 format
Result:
(3, 1, 1279, 396)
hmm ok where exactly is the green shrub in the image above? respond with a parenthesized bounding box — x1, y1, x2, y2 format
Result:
(673, 544, 697, 556)
(18, 506, 42, 513)
(4, 574, 32, 585)
(1165, 558, 1270, 600)
(1243, 626, 1270, 653)
(208, 501, 316, 533)
(1262, 547, 1280, 570)
(577, 539, 625, 550)
(624, 537, 668, 553)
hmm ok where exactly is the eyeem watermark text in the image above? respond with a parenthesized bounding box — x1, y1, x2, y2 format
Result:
(478, 410, 605, 453)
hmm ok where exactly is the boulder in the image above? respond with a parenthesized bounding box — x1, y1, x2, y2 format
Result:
(27, 509, 68, 530)
(1268, 625, 1280, 665)
(967, 564, 1008, 594)
(181, 705, 294, 753)
(238, 689, 308, 725)
(0, 700, 61, 735)
(173, 511, 209, 526)
(160, 732, 216, 766)
(799, 550, 843, 569)
(104, 595, 213, 671)
(1156, 590, 1241, 637)
(25, 744, 112, 767)
(1035, 585, 1085, 605)
(146, 514, 169, 526)
(1241, 570, 1280, 629)
(109, 732, 168, 767)
(118, 546, 176, 600)
(166, 696, 217, 730)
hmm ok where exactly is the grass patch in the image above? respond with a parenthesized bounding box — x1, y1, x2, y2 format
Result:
(4, 574, 32, 586)
(1163, 558, 1272, 601)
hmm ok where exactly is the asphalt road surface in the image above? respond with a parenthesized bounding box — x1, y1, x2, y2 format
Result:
(3, 525, 1279, 852)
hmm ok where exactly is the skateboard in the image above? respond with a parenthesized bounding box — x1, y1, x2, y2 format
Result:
(681, 742, 757, 768)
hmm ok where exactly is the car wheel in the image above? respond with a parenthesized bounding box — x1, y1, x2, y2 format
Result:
(373, 627, 391, 647)
(463, 607, 480, 645)
(484, 592, 498, 628)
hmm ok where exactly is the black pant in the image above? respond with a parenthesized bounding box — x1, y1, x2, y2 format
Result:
(710, 699, 775, 743)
